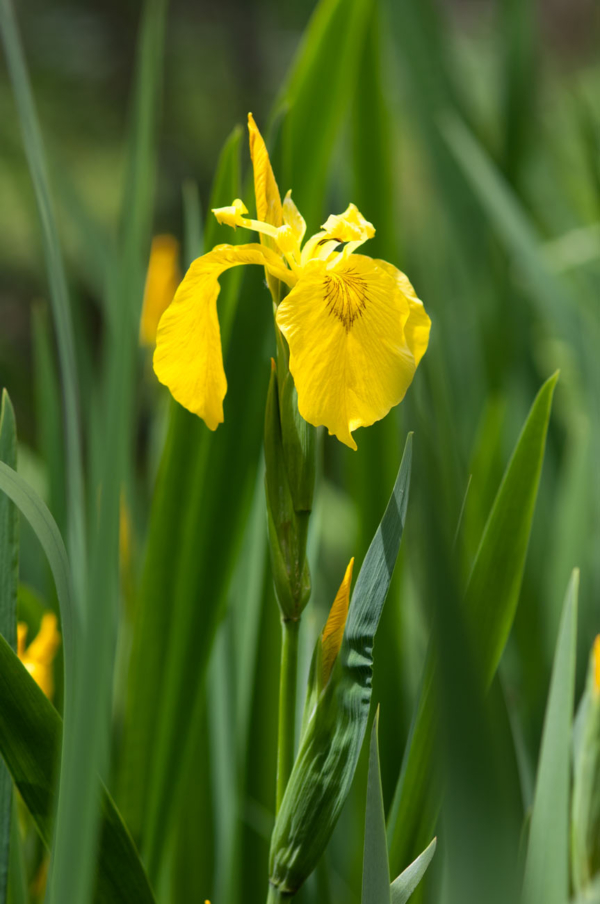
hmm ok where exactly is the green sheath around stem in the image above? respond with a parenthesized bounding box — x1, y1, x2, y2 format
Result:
(276, 618, 300, 814)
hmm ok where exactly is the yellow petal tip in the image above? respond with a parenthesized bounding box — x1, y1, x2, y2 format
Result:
(321, 558, 354, 686)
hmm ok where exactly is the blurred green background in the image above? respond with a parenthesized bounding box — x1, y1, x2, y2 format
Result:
(1, 0, 600, 902)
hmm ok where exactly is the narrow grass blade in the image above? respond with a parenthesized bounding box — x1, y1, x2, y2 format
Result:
(32, 307, 66, 534)
(48, 1, 167, 900)
(118, 126, 242, 845)
(0, 392, 18, 904)
(362, 710, 391, 904)
(0, 0, 86, 614)
(8, 797, 28, 904)
(522, 570, 579, 904)
(0, 633, 156, 904)
(276, 0, 372, 231)
(388, 374, 558, 876)
(440, 112, 577, 340)
(269, 435, 412, 896)
(0, 462, 77, 669)
(390, 838, 437, 904)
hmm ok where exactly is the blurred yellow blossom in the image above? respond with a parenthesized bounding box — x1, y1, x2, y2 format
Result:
(17, 613, 61, 700)
(140, 235, 181, 346)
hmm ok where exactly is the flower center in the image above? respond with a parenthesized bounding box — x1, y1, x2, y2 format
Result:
(324, 269, 368, 331)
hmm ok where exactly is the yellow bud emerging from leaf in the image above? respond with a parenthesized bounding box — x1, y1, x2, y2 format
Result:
(321, 558, 354, 687)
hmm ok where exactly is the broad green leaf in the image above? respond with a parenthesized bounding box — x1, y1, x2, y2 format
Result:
(0, 632, 156, 904)
(0, 391, 18, 904)
(522, 569, 578, 904)
(464, 371, 559, 686)
(362, 710, 391, 904)
(269, 435, 412, 897)
(388, 374, 558, 876)
(390, 838, 437, 904)
(276, 0, 372, 232)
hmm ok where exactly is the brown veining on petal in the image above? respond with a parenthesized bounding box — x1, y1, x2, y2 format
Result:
(323, 269, 368, 331)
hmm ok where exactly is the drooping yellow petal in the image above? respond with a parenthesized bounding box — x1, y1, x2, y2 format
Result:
(276, 254, 421, 449)
(374, 259, 431, 368)
(18, 613, 61, 699)
(321, 203, 375, 244)
(140, 236, 181, 346)
(248, 113, 283, 233)
(154, 244, 293, 429)
(321, 558, 354, 687)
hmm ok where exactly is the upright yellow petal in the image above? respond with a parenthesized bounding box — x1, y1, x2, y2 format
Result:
(283, 190, 306, 247)
(321, 203, 375, 244)
(374, 260, 431, 368)
(321, 558, 354, 687)
(154, 243, 292, 429)
(248, 113, 283, 232)
(140, 235, 181, 346)
(276, 254, 422, 449)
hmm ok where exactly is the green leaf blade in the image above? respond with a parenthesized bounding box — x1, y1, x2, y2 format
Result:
(362, 710, 391, 904)
(0, 391, 18, 904)
(388, 375, 558, 877)
(522, 569, 579, 904)
(390, 838, 437, 904)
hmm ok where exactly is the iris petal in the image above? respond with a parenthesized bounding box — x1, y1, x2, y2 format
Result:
(276, 254, 426, 449)
(154, 243, 289, 430)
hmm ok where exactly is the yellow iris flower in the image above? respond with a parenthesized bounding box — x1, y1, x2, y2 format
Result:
(153, 115, 430, 450)
(17, 613, 61, 700)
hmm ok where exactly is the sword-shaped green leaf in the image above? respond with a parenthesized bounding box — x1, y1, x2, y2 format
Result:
(388, 373, 558, 876)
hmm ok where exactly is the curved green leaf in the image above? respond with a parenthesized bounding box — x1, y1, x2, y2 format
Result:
(0, 633, 156, 904)
(390, 838, 437, 904)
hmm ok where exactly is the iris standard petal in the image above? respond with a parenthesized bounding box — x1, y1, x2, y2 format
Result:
(154, 243, 290, 430)
(248, 112, 283, 234)
(321, 203, 375, 244)
(374, 259, 431, 367)
(276, 254, 418, 450)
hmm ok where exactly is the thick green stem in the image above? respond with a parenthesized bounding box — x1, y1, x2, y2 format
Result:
(266, 883, 286, 904)
(276, 617, 300, 814)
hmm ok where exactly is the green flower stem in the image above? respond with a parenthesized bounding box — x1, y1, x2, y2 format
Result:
(267, 882, 289, 904)
(276, 616, 300, 814)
